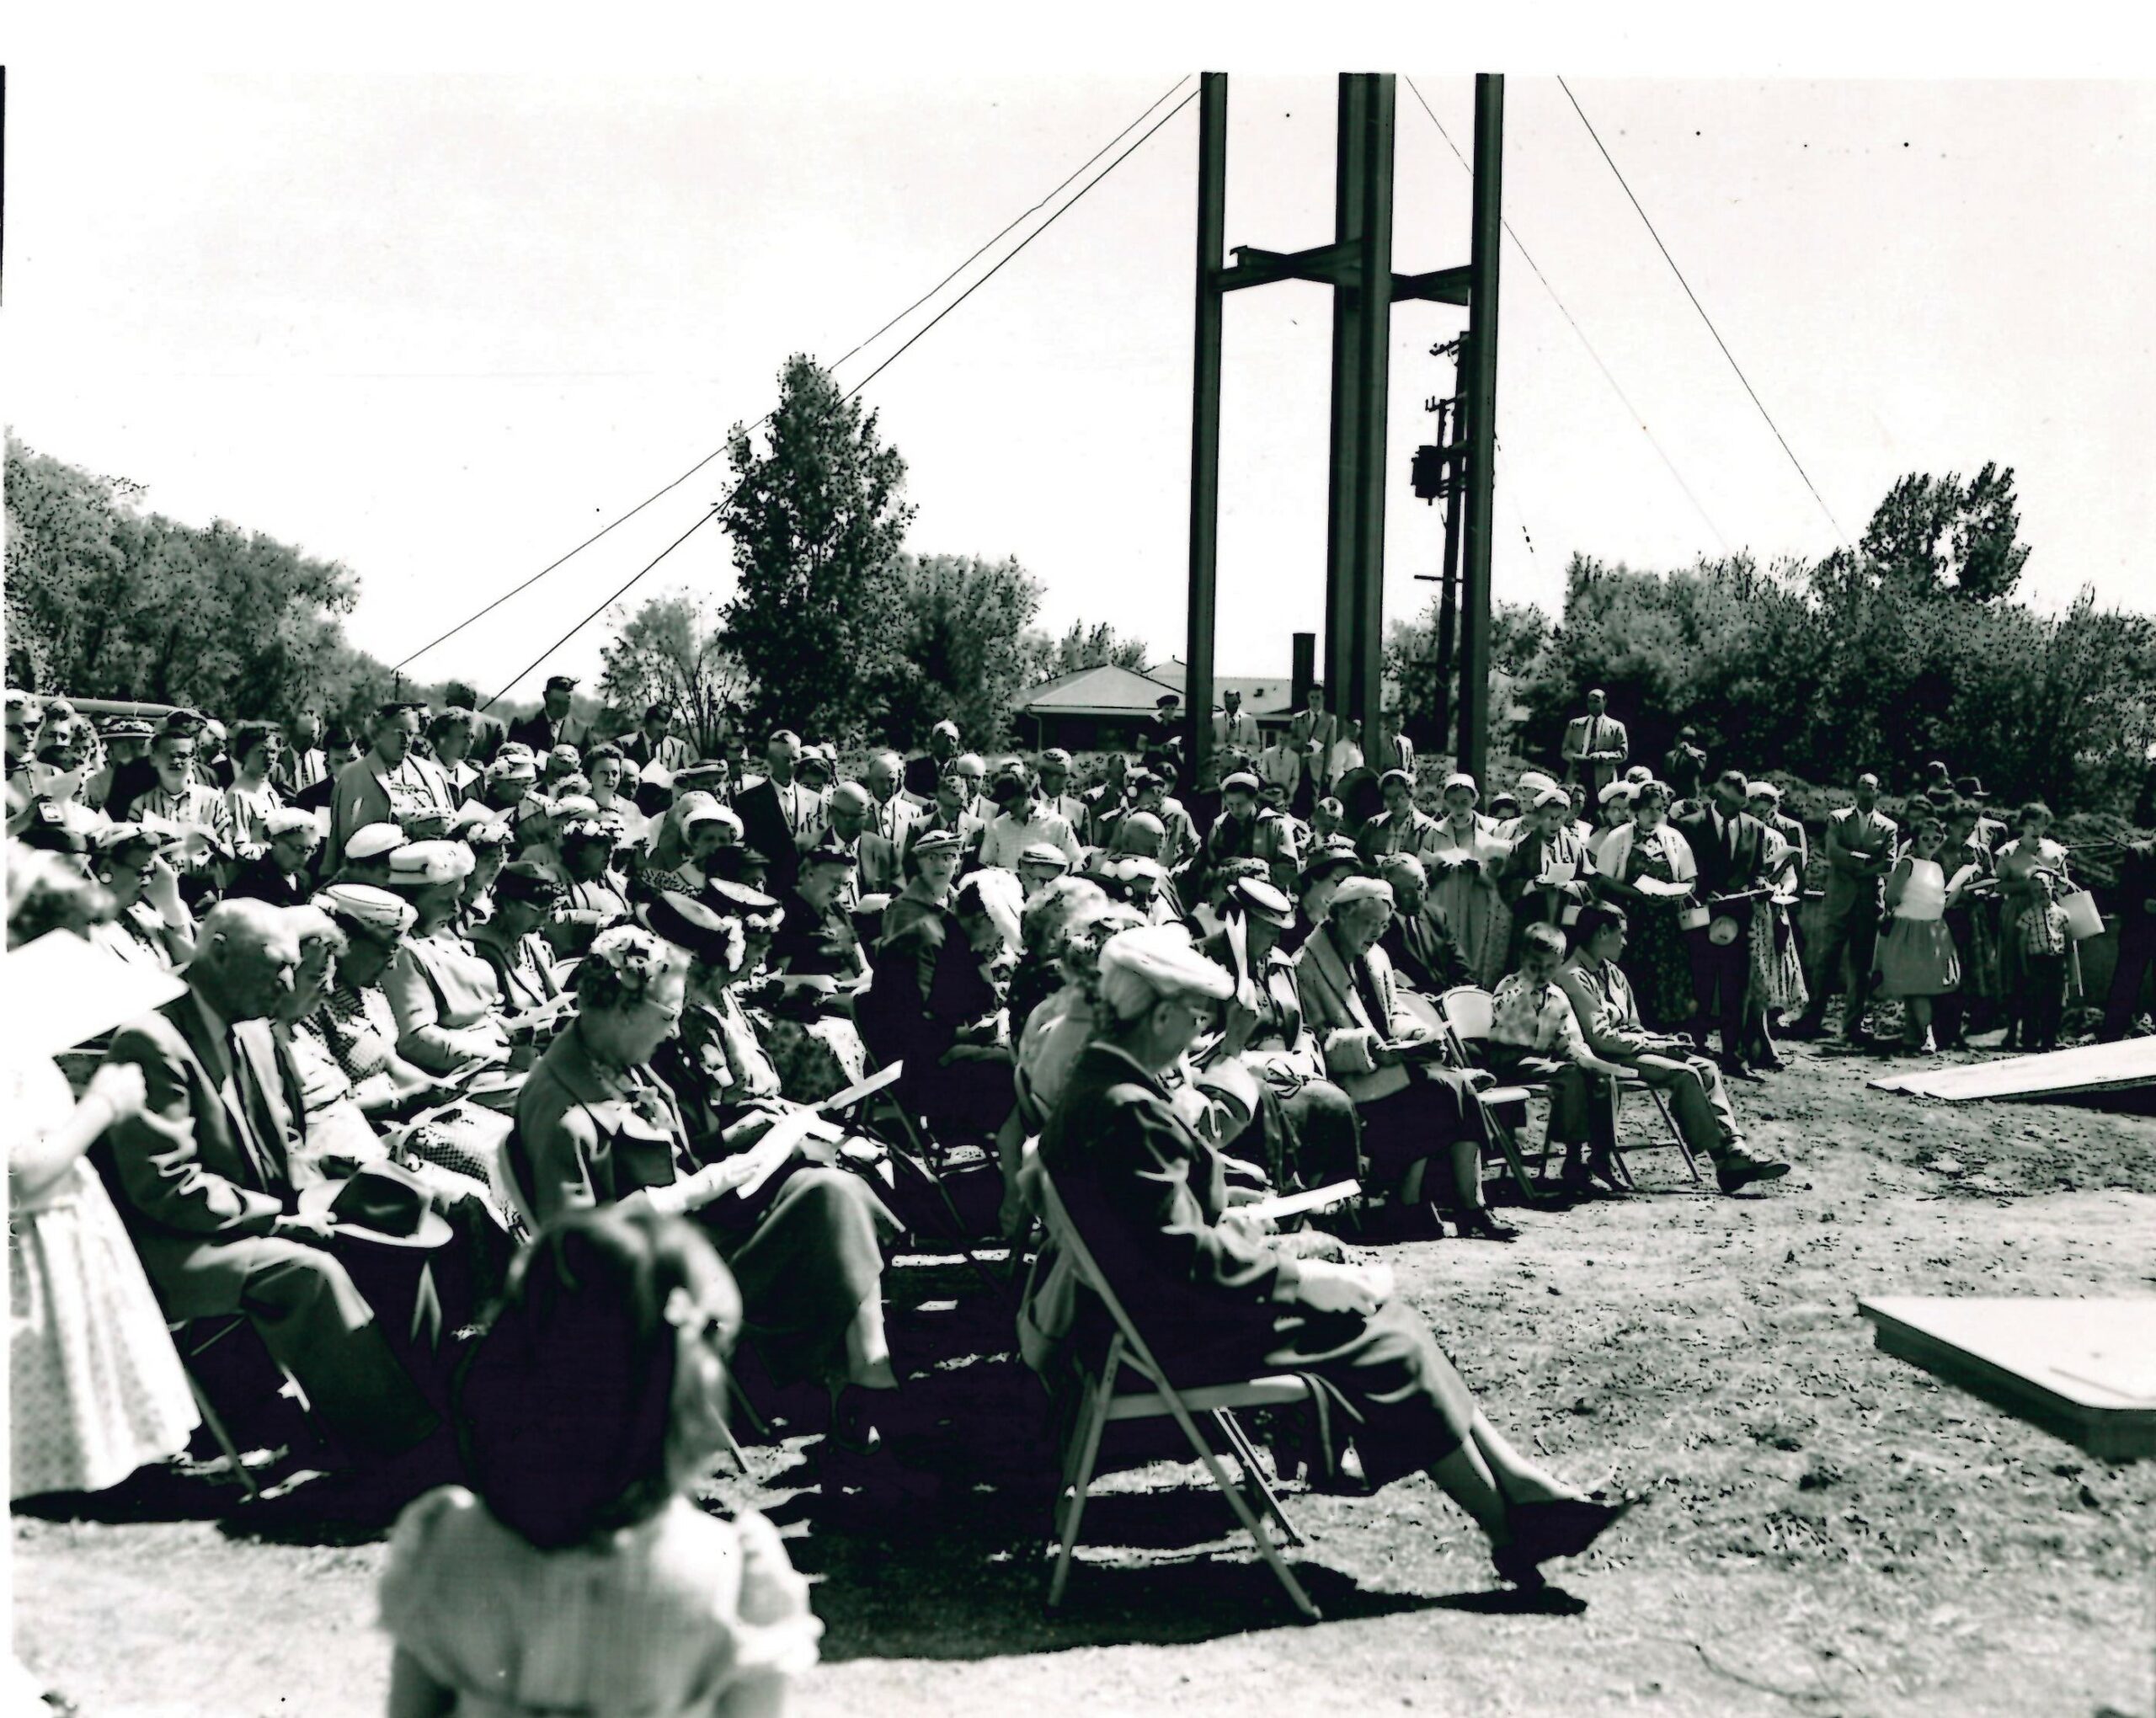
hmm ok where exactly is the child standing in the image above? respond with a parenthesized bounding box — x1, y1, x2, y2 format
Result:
(2015, 870, 2073, 1053)
(1872, 814, 1963, 1054)
(379, 1207, 819, 1717)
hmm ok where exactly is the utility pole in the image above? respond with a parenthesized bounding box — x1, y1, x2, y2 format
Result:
(1454, 72, 1504, 785)
(1411, 334, 1466, 749)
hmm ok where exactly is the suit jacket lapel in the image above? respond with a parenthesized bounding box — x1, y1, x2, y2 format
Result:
(1310, 931, 1375, 1035)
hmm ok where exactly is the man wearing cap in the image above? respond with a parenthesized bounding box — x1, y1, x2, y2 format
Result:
(99, 899, 451, 1486)
(617, 702, 693, 776)
(1954, 777, 2007, 853)
(1293, 875, 1517, 1238)
(115, 724, 228, 883)
(1198, 873, 1361, 1191)
(733, 730, 825, 894)
(1199, 770, 1299, 898)
(331, 703, 454, 859)
(225, 808, 325, 907)
(1080, 751, 1131, 848)
(802, 782, 900, 900)
(507, 674, 592, 755)
(902, 760, 987, 872)
(1498, 787, 1596, 956)
(1034, 748, 1087, 833)
(1358, 768, 1445, 868)
(1561, 688, 1630, 799)
(978, 765, 1082, 873)
(903, 718, 963, 805)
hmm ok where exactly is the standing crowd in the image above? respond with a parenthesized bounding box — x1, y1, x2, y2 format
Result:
(8, 670, 2153, 1715)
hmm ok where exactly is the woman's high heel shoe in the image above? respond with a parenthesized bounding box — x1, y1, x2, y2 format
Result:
(1491, 1494, 1641, 1587)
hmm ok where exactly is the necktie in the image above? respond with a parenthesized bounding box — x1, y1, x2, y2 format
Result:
(1726, 817, 1738, 864)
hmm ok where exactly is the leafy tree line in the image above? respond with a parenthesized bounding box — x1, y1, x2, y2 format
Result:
(602, 353, 1155, 750)
(1387, 465, 2155, 817)
(3, 437, 436, 731)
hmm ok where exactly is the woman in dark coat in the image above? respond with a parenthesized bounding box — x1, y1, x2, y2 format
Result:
(510, 919, 917, 1498)
(857, 872, 1017, 1139)
(1038, 925, 1632, 1588)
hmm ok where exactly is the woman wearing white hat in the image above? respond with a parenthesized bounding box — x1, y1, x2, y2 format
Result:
(381, 842, 514, 1075)
(1039, 926, 1634, 1588)
(1425, 774, 1510, 987)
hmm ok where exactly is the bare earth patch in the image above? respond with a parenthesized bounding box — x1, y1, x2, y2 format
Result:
(17, 1038, 2156, 1717)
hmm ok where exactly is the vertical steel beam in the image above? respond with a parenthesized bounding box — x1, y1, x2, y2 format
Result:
(1321, 74, 1369, 713)
(1185, 72, 1229, 782)
(1456, 73, 1503, 784)
(1348, 75, 1396, 754)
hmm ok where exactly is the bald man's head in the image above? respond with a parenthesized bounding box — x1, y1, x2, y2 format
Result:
(192, 898, 302, 1022)
(829, 781, 873, 838)
(1112, 810, 1166, 861)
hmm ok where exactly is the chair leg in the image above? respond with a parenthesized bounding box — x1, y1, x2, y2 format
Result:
(183, 1369, 261, 1502)
(1213, 1408, 1305, 1547)
(1653, 1088, 1705, 1183)
(1159, 1393, 1321, 1621)
(1048, 1379, 1113, 1611)
(1481, 1100, 1546, 1207)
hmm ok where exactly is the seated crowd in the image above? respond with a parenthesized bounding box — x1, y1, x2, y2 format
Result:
(10, 670, 2149, 1707)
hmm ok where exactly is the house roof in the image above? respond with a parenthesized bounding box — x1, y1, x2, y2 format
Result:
(1144, 659, 1297, 716)
(1011, 662, 1185, 718)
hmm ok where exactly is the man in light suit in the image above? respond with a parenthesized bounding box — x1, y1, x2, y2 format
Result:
(329, 703, 454, 861)
(1292, 876, 1511, 1237)
(1561, 688, 1630, 798)
(861, 749, 923, 847)
(1213, 689, 1260, 751)
(1790, 772, 1898, 1043)
(1560, 904, 1790, 1195)
(96, 899, 448, 1478)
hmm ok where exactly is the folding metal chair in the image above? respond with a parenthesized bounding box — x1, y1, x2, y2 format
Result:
(1036, 1167, 1321, 1621)
(168, 1315, 293, 1500)
(1594, 1062, 1704, 1188)
(1429, 986, 1554, 1205)
(851, 1050, 1013, 1296)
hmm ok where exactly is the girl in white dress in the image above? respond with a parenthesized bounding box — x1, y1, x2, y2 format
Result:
(381, 1207, 819, 1718)
(1873, 813, 1964, 1054)
(8, 856, 198, 1502)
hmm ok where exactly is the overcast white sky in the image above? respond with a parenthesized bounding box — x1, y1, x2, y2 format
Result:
(8, 35, 2156, 702)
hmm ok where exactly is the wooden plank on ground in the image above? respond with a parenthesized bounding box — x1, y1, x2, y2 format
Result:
(1858, 1296, 2156, 1463)
(1868, 1038, 2156, 1102)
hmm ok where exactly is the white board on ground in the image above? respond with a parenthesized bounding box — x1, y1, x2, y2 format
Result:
(1868, 1037, 2156, 1102)
(1860, 1296, 2156, 1463)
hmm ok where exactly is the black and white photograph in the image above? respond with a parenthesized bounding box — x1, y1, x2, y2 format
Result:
(5, 11, 2154, 1715)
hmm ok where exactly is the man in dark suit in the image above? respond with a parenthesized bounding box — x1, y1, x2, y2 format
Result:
(1673, 769, 1775, 1070)
(1373, 853, 1470, 995)
(506, 674, 593, 756)
(96, 899, 448, 1482)
(903, 718, 963, 804)
(617, 702, 694, 776)
(438, 683, 508, 766)
(732, 729, 825, 895)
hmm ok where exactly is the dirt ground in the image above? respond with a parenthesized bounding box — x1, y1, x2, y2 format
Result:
(16, 1034, 2156, 1718)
